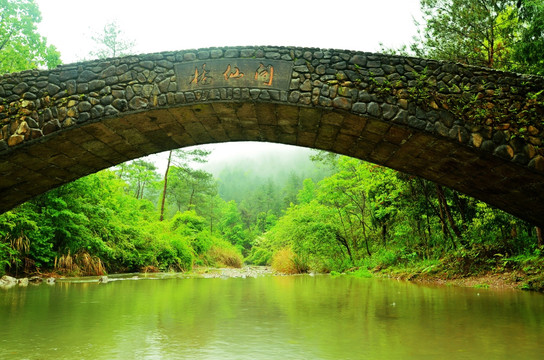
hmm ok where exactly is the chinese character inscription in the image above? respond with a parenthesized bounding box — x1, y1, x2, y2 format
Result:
(190, 64, 212, 85)
(175, 59, 292, 91)
(254, 63, 274, 86)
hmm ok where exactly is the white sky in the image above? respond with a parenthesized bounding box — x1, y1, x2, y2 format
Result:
(34, 0, 422, 170)
(36, 0, 422, 64)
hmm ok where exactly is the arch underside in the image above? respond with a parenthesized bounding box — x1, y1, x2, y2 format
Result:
(2, 101, 544, 227)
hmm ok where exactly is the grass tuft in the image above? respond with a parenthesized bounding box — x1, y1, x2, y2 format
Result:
(208, 241, 243, 268)
(271, 247, 308, 274)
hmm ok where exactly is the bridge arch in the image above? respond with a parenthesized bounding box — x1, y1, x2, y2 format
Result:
(1, 46, 544, 226)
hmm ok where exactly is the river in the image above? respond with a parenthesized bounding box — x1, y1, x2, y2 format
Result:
(1, 272, 543, 359)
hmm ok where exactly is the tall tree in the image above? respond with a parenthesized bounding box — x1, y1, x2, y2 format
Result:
(281, 171, 302, 207)
(207, 191, 223, 235)
(412, 0, 518, 69)
(89, 21, 135, 59)
(297, 178, 316, 205)
(167, 166, 215, 213)
(317, 157, 375, 259)
(514, 0, 544, 74)
(0, 0, 61, 74)
(218, 200, 249, 252)
(159, 151, 173, 222)
(159, 148, 211, 221)
(121, 160, 159, 200)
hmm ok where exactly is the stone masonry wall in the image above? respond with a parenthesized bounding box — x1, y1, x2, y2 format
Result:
(1, 46, 543, 174)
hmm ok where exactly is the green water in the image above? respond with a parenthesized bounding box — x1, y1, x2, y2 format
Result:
(1, 274, 543, 359)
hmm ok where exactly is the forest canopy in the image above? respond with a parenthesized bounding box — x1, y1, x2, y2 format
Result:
(0, 0, 60, 73)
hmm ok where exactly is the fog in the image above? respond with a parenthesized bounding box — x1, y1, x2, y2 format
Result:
(146, 142, 316, 176)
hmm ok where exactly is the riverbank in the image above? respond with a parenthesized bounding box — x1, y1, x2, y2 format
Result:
(0, 266, 275, 289)
(330, 247, 544, 293)
(3, 263, 543, 293)
(381, 270, 524, 290)
(192, 266, 274, 278)
(373, 265, 544, 292)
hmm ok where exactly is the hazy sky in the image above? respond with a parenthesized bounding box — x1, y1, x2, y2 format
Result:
(36, 0, 422, 64)
(34, 0, 422, 170)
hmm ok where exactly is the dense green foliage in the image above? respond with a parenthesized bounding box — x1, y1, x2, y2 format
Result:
(0, 167, 245, 276)
(255, 154, 537, 270)
(0, 142, 331, 277)
(0, 146, 325, 276)
(411, 0, 544, 75)
(513, 0, 544, 75)
(0, 145, 541, 284)
(0, 0, 60, 73)
(412, 0, 518, 69)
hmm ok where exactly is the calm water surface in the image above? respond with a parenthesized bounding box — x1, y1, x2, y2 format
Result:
(1, 274, 543, 359)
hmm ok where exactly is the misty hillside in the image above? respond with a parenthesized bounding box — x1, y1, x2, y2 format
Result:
(199, 142, 326, 203)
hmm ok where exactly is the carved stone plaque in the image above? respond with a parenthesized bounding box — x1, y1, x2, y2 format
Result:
(175, 59, 293, 91)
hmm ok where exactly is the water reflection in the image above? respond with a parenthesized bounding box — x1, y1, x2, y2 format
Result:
(1, 275, 543, 359)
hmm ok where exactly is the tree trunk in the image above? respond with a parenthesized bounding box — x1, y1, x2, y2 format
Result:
(425, 212, 432, 239)
(422, 181, 450, 242)
(336, 233, 354, 262)
(187, 188, 196, 211)
(537, 227, 543, 247)
(453, 191, 468, 232)
(159, 151, 172, 222)
(417, 178, 434, 241)
(117, 163, 126, 179)
(135, 181, 141, 200)
(364, 235, 372, 257)
(382, 224, 387, 247)
(436, 184, 462, 241)
(436, 193, 452, 241)
(210, 197, 214, 235)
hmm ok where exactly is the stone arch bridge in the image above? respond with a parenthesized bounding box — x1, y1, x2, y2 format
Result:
(1, 46, 544, 226)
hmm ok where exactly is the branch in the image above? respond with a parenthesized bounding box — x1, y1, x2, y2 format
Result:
(0, 28, 16, 53)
